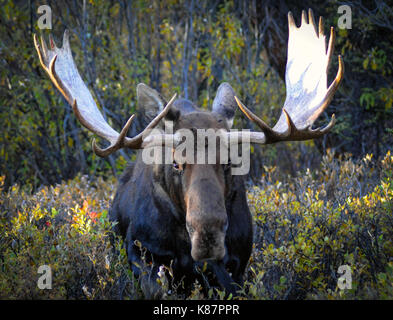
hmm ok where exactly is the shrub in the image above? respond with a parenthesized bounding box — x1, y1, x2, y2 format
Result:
(243, 150, 393, 299)
(0, 175, 140, 299)
(0, 150, 392, 299)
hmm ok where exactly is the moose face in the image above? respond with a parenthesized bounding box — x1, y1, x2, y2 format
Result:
(169, 111, 232, 262)
(184, 162, 228, 262)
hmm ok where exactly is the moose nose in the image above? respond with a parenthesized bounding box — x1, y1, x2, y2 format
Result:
(191, 245, 226, 262)
(190, 229, 226, 262)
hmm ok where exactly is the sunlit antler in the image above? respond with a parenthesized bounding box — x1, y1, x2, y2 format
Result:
(34, 30, 176, 156)
(233, 9, 344, 144)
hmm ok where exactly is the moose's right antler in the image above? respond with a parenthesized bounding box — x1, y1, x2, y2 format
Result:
(234, 9, 344, 145)
(33, 30, 176, 156)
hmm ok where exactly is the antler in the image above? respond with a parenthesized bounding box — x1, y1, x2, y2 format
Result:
(33, 30, 176, 156)
(234, 9, 344, 145)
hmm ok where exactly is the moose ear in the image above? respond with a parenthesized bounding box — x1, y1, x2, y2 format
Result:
(212, 82, 237, 128)
(137, 83, 167, 120)
(137, 83, 179, 123)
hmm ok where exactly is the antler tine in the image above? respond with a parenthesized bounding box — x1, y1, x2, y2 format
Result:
(33, 34, 46, 70)
(301, 9, 308, 25)
(234, 96, 290, 143)
(62, 29, 70, 51)
(123, 93, 177, 148)
(318, 16, 324, 37)
(234, 96, 270, 131)
(92, 113, 136, 157)
(288, 11, 297, 30)
(308, 9, 318, 34)
(92, 93, 177, 155)
(310, 54, 344, 124)
(282, 109, 296, 136)
(326, 27, 336, 68)
(317, 113, 336, 134)
(324, 55, 344, 105)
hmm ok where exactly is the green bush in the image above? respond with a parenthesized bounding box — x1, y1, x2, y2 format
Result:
(244, 150, 393, 299)
(0, 175, 141, 299)
(0, 150, 392, 299)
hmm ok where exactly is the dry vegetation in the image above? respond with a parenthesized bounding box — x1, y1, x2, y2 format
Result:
(1, 149, 392, 300)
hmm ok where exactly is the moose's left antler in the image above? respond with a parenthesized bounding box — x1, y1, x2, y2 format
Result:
(234, 9, 344, 144)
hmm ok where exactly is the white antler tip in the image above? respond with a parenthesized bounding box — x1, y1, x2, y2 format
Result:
(301, 10, 308, 25)
(63, 30, 70, 50)
(288, 12, 297, 29)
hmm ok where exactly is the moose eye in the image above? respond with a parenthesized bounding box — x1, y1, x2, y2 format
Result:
(173, 160, 182, 171)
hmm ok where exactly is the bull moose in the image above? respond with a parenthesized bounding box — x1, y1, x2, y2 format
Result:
(34, 9, 343, 297)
